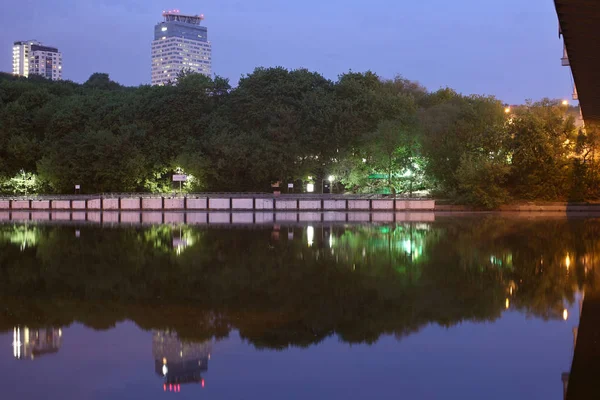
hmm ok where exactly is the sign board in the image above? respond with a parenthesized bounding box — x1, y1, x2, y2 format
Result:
(288, 183, 294, 189)
(172, 174, 187, 182)
(75, 185, 81, 190)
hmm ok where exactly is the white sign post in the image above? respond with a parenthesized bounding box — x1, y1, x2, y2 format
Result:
(172, 175, 187, 194)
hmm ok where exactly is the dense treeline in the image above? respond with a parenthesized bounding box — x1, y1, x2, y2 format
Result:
(0, 69, 595, 207)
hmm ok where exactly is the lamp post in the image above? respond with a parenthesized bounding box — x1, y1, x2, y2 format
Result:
(403, 169, 413, 198)
(328, 175, 335, 194)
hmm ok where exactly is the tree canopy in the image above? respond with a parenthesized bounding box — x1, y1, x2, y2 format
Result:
(0, 70, 588, 207)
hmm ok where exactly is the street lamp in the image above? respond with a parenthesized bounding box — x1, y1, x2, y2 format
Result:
(562, 100, 569, 106)
(504, 107, 511, 114)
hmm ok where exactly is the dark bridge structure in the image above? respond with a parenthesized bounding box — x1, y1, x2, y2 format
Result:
(555, 0, 600, 124)
(564, 291, 600, 400)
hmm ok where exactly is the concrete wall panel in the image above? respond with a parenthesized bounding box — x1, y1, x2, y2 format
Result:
(372, 200, 394, 210)
(0, 201, 10, 209)
(102, 199, 119, 210)
(276, 200, 297, 210)
(121, 198, 140, 210)
(232, 199, 253, 210)
(52, 200, 70, 210)
(209, 198, 230, 210)
(164, 198, 185, 210)
(299, 200, 321, 210)
(255, 199, 274, 210)
(72, 200, 86, 210)
(323, 200, 346, 210)
(87, 199, 101, 209)
(12, 201, 30, 209)
(348, 200, 370, 210)
(142, 198, 162, 210)
(186, 198, 207, 210)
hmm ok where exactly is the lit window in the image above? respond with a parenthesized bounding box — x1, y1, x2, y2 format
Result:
(161, 26, 168, 32)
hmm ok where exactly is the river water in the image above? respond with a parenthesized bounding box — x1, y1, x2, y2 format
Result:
(0, 214, 591, 399)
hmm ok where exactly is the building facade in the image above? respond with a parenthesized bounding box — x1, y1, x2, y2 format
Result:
(12, 40, 62, 81)
(151, 10, 212, 86)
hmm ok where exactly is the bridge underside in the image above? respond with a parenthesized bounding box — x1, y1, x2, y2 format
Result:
(555, 0, 600, 124)
(566, 291, 600, 399)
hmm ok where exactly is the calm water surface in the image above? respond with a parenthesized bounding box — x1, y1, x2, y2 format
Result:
(0, 215, 593, 399)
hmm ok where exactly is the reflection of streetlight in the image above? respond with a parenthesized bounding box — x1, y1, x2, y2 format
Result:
(505, 298, 510, 309)
(565, 254, 571, 270)
(563, 309, 569, 321)
(307, 226, 314, 247)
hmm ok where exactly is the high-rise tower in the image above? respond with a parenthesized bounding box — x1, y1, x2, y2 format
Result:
(13, 40, 62, 80)
(151, 10, 212, 86)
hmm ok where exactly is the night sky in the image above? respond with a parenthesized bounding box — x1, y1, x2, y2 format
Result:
(0, 0, 572, 104)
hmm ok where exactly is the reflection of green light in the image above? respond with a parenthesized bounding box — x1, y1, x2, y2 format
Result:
(402, 240, 412, 254)
(380, 227, 391, 234)
(1, 225, 40, 252)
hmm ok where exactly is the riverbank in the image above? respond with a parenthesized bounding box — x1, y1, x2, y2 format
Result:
(0, 194, 435, 212)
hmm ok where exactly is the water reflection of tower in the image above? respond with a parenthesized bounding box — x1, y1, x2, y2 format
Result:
(12, 327, 63, 360)
(152, 330, 211, 392)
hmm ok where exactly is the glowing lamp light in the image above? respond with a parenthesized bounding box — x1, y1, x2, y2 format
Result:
(162, 365, 168, 376)
(306, 183, 315, 193)
(328, 175, 335, 182)
(201, 379, 205, 388)
(505, 298, 510, 309)
(565, 254, 571, 270)
(563, 309, 569, 321)
(504, 107, 511, 114)
(562, 100, 569, 106)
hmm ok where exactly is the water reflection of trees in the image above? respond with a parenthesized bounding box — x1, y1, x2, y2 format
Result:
(0, 217, 594, 349)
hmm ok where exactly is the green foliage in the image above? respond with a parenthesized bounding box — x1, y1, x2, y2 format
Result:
(455, 154, 511, 208)
(0, 71, 589, 203)
(506, 99, 577, 200)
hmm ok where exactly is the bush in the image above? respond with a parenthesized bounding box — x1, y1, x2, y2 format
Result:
(455, 154, 511, 209)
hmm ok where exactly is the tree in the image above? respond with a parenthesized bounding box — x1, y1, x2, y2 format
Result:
(506, 99, 577, 200)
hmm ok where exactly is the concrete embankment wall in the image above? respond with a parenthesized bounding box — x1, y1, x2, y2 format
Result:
(0, 196, 435, 212)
